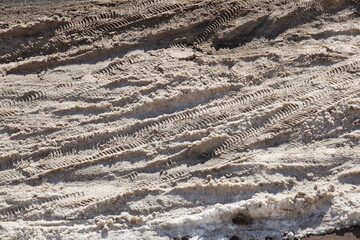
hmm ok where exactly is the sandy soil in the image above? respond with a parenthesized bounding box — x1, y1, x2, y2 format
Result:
(0, 0, 360, 239)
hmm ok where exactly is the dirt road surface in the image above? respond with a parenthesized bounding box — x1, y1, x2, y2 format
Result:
(0, 0, 359, 239)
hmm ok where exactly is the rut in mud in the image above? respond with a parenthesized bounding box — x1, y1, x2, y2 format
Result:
(0, 0, 360, 239)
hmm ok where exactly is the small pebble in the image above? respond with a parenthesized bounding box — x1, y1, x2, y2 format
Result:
(102, 224, 109, 232)
(97, 219, 105, 228)
(285, 231, 295, 240)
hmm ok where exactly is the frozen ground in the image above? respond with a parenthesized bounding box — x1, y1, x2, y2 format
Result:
(0, 0, 359, 239)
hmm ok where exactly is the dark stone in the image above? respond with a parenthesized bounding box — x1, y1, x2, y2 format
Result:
(174, 237, 189, 240)
(229, 235, 241, 240)
(231, 213, 254, 226)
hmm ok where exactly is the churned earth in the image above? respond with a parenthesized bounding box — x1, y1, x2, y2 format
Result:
(0, 0, 360, 239)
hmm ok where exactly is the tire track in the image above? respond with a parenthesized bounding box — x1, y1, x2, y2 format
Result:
(1, 1, 359, 239)
(3, 58, 359, 180)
